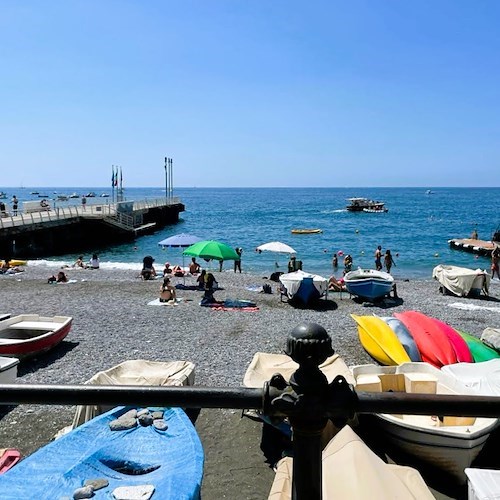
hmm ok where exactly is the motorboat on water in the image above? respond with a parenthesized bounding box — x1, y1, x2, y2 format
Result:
(362, 207, 388, 213)
(84, 192, 96, 197)
(290, 228, 323, 234)
(346, 198, 388, 212)
(0, 192, 7, 199)
(344, 269, 394, 301)
(351, 362, 499, 484)
(68, 192, 79, 198)
(100, 193, 110, 197)
(0, 314, 72, 359)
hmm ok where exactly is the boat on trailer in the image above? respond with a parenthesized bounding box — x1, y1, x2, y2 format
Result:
(0, 314, 72, 359)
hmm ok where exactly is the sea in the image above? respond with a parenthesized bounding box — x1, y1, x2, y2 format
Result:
(2, 187, 499, 278)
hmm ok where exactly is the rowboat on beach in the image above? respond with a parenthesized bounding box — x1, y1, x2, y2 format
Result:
(0, 405, 204, 499)
(269, 425, 434, 499)
(344, 269, 394, 301)
(56, 359, 195, 436)
(351, 362, 499, 483)
(0, 314, 72, 359)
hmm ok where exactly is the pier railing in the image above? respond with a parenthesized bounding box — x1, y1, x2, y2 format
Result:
(0, 197, 181, 230)
(1, 322, 500, 499)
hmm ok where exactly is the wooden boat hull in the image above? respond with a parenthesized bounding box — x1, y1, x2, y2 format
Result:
(352, 363, 498, 484)
(0, 315, 72, 359)
(0, 406, 204, 498)
(394, 311, 457, 367)
(351, 315, 411, 366)
(344, 269, 394, 301)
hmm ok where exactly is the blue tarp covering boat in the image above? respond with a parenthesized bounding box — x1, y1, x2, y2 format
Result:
(0, 406, 203, 499)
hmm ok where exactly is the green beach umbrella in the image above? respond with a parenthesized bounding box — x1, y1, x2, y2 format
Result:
(183, 240, 239, 261)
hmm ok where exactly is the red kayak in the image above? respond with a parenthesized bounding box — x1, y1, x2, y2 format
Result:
(0, 448, 20, 474)
(394, 311, 458, 368)
(430, 317, 473, 363)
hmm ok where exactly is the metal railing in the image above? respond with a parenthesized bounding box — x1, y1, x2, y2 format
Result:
(1, 322, 499, 499)
(0, 198, 182, 230)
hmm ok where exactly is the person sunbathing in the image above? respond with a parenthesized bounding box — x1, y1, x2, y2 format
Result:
(159, 277, 177, 303)
(328, 275, 346, 292)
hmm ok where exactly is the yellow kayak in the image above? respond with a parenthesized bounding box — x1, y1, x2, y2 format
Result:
(351, 314, 411, 366)
(0, 260, 27, 267)
(291, 228, 323, 234)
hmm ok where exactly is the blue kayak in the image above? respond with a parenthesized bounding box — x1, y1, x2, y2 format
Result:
(0, 406, 203, 499)
(380, 316, 422, 362)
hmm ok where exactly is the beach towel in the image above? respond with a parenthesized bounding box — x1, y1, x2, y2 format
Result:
(147, 298, 183, 306)
(245, 285, 263, 292)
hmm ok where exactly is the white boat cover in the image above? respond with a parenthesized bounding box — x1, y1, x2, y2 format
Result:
(465, 468, 500, 500)
(432, 264, 491, 297)
(279, 270, 328, 298)
(481, 327, 500, 351)
(441, 359, 500, 396)
(71, 360, 195, 430)
(243, 352, 354, 387)
(268, 425, 434, 499)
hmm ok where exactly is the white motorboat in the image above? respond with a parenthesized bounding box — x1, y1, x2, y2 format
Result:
(351, 362, 498, 483)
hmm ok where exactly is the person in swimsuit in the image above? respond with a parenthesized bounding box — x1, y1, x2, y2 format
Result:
(159, 277, 177, 302)
(384, 249, 396, 274)
(492, 246, 500, 280)
(374, 245, 383, 271)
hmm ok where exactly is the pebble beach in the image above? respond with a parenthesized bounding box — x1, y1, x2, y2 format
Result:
(1, 262, 499, 498)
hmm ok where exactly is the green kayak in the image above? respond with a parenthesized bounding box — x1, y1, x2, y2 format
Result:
(458, 330, 500, 362)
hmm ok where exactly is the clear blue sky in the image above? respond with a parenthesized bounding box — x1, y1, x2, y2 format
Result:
(2, 1, 499, 188)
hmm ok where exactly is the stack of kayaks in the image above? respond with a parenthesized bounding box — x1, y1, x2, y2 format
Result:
(352, 310, 500, 367)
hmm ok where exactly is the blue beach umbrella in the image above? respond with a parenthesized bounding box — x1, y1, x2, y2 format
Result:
(158, 233, 203, 248)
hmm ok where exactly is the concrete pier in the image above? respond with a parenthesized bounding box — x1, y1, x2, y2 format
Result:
(0, 198, 184, 258)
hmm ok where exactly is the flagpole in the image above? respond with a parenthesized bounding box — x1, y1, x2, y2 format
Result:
(164, 157, 168, 202)
(111, 165, 115, 203)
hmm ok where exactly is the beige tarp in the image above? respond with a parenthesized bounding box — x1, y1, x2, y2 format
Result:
(65, 360, 194, 433)
(432, 264, 490, 297)
(268, 425, 434, 500)
(243, 352, 354, 388)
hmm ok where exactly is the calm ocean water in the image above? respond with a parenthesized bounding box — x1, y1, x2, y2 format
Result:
(3, 187, 499, 278)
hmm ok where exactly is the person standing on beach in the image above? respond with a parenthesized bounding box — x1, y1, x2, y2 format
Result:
(343, 254, 353, 274)
(234, 247, 242, 273)
(492, 246, 500, 280)
(374, 245, 383, 271)
(11, 195, 18, 216)
(384, 249, 396, 274)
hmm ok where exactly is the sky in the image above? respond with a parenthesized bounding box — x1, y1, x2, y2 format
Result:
(1, 1, 499, 188)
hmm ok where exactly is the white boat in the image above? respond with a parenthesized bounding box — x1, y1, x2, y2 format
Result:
(0, 356, 18, 383)
(279, 270, 328, 305)
(351, 362, 498, 483)
(346, 197, 388, 212)
(432, 264, 490, 297)
(0, 315, 72, 359)
(268, 425, 434, 499)
(362, 207, 388, 213)
(56, 359, 195, 437)
(441, 359, 500, 397)
(68, 192, 79, 198)
(344, 269, 394, 301)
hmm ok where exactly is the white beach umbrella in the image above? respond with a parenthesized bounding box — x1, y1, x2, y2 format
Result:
(256, 241, 296, 254)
